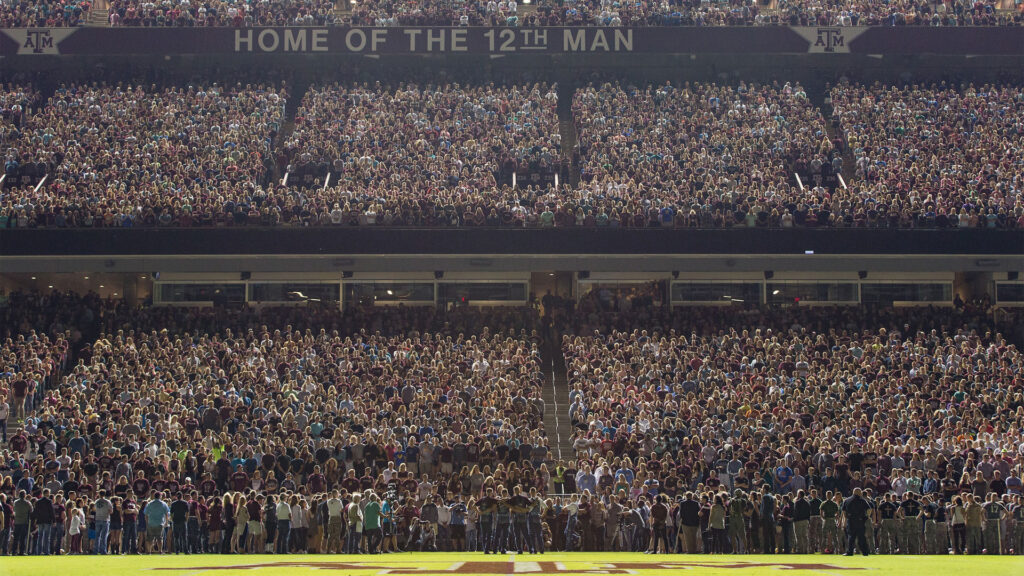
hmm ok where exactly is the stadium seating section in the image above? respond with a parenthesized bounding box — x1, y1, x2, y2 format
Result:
(2, 80, 1022, 229)
(1, 290, 1023, 554)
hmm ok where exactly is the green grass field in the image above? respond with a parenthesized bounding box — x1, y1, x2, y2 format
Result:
(2, 552, 1023, 576)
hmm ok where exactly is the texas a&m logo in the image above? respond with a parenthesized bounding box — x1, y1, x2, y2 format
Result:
(2, 27, 74, 55)
(814, 28, 846, 53)
(23, 29, 55, 53)
(794, 26, 866, 54)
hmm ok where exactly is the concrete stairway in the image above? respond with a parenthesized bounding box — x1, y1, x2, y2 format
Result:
(85, 0, 110, 26)
(822, 91, 858, 184)
(556, 84, 580, 188)
(541, 331, 574, 461)
(3, 412, 17, 444)
(270, 78, 310, 183)
(334, 0, 352, 21)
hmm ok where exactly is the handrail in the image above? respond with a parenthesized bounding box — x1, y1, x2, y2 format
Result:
(795, 173, 803, 192)
(281, 171, 289, 187)
(324, 172, 331, 190)
(34, 175, 47, 193)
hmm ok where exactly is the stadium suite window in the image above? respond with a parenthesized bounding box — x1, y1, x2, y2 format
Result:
(248, 283, 340, 303)
(438, 282, 527, 303)
(766, 282, 859, 304)
(344, 283, 436, 304)
(158, 283, 246, 304)
(860, 283, 952, 304)
(995, 283, 1024, 303)
(671, 282, 761, 303)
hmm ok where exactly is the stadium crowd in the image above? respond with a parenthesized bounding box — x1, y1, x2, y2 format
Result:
(279, 81, 560, 226)
(82, 0, 1023, 28)
(0, 82, 286, 229)
(0, 0, 1018, 27)
(105, 0, 340, 27)
(348, 0, 1021, 27)
(0, 0, 91, 27)
(2, 79, 1024, 228)
(345, 0, 771, 27)
(568, 80, 842, 229)
(1, 290, 1023, 555)
(0, 85, 39, 179)
(775, 0, 1018, 26)
(830, 82, 1024, 230)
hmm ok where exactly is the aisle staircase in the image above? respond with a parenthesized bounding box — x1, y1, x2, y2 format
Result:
(541, 330, 574, 461)
(335, 0, 352, 21)
(3, 411, 17, 444)
(270, 78, 310, 184)
(557, 84, 580, 188)
(822, 90, 858, 185)
(86, 0, 110, 26)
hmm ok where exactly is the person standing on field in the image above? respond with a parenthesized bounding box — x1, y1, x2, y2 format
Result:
(1011, 494, 1024, 555)
(966, 494, 985, 554)
(728, 490, 747, 554)
(898, 491, 921, 554)
(820, 492, 841, 554)
(324, 491, 344, 554)
(983, 492, 1006, 554)
(792, 490, 810, 554)
(841, 488, 870, 557)
(877, 493, 899, 554)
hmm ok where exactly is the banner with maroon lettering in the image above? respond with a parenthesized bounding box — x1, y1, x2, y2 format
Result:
(2, 26, 1024, 57)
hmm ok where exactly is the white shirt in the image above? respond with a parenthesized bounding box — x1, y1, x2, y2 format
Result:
(437, 504, 451, 525)
(291, 505, 307, 528)
(69, 511, 85, 535)
(327, 498, 344, 518)
(276, 501, 291, 520)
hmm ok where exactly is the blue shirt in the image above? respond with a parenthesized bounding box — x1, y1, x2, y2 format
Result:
(576, 472, 597, 494)
(775, 466, 794, 492)
(144, 499, 170, 527)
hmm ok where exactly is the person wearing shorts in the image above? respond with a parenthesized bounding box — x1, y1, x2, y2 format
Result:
(247, 520, 262, 553)
(144, 494, 170, 554)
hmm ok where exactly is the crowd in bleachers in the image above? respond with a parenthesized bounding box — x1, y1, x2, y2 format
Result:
(0, 0, 91, 27)
(0, 83, 286, 229)
(2, 80, 1023, 228)
(346, 0, 769, 27)
(776, 0, 1015, 26)
(332, 0, 1023, 28)
(567, 81, 840, 228)
(1, 290, 1023, 554)
(0, 86, 38, 142)
(105, 0, 340, 27)
(830, 82, 1024, 229)
(0, 0, 1019, 27)
(0, 295, 557, 553)
(278, 82, 560, 226)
